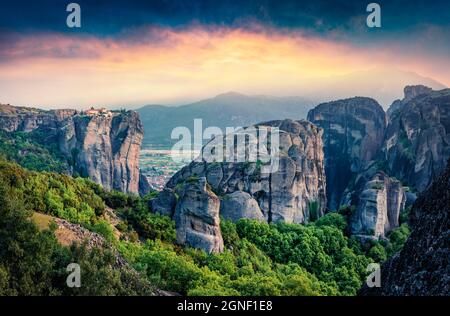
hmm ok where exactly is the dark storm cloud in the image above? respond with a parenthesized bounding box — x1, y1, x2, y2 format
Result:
(0, 0, 449, 36)
(0, 0, 449, 63)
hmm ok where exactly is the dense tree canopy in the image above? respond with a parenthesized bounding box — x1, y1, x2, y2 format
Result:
(0, 159, 409, 296)
(0, 165, 152, 296)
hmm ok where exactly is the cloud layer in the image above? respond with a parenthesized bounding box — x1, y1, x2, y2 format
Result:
(0, 24, 448, 108)
(0, 1, 449, 107)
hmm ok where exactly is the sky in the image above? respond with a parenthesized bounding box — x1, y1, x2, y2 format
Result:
(0, 0, 449, 109)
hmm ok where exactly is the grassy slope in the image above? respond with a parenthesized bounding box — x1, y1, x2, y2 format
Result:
(31, 212, 82, 247)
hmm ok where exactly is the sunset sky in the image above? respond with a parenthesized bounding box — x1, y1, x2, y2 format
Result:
(0, 0, 449, 109)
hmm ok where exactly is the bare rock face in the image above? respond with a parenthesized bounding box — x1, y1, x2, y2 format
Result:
(307, 97, 387, 210)
(220, 191, 265, 222)
(173, 178, 224, 254)
(361, 160, 450, 296)
(403, 85, 433, 102)
(164, 119, 326, 225)
(342, 164, 406, 238)
(0, 105, 58, 132)
(0, 105, 147, 195)
(150, 188, 177, 217)
(139, 173, 152, 196)
(153, 119, 326, 252)
(59, 111, 144, 194)
(383, 88, 450, 192)
(387, 85, 433, 120)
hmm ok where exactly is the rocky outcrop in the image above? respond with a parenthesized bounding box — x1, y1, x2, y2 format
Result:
(59, 111, 144, 194)
(0, 105, 148, 195)
(307, 88, 448, 239)
(307, 97, 387, 210)
(403, 85, 434, 102)
(152, 119, 326, 252)
(33, 212, 127, 268)
(386, 85, 433, 118)
(164, 119, 326, 225)
(139, 173, 152, 196)
(361, 160, 450, 296)
(173, 177, 224, 253)
(383, 88, 450, 192)
(53, 217, 108, 249)
(0, 105, 58, 133)
(342, 163, 406, 238)
(150, 188, 177, 217)
(220, 191, 265, 222)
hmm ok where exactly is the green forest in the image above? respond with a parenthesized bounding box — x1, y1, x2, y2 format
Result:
(0, 157, 410, 296)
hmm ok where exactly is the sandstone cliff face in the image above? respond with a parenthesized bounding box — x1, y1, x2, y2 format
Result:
(0, 105, 58, 133)
(150, 188, 177, 217)
(173, 178, 224, 254)
(0, 105, 147, 195)
(342, 163, 406, 238)
(163, 119, 326, 224)
(307, 97, 387, 210)
(153, 119, 326, 252)
(220, 191, 265, 223)
(361, 160, 450, 296)
(383, 88, 450, 192)
(59, 111, 144, 194)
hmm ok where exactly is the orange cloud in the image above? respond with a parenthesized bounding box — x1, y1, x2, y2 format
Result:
(0, 26, 448, 108)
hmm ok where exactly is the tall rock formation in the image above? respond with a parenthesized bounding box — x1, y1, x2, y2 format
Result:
(361, 160, 450, 296)
(59, 111, 144, 194)
(341, 163, 406, 238)
(307, 97, 387, 210)
(383, 88, 450, 192)
(164, 119, 326, 224)
(174, 177, 224, 254)
(307, 88, 449, 239)
(0, 105, 148, 195)
(152, 119, 326, 252)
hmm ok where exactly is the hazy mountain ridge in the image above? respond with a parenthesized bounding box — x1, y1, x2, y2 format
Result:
(137, 69, 446, 149)
(137, 92, 315, 148)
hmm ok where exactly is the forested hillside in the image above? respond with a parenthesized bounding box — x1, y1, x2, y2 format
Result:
(0, 159, 409, 296)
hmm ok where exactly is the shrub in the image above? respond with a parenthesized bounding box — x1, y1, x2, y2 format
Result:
(90, 219, 117, 243)
(386, 223, 410, 256)
(0, 177, 150, 296)
(315, 213, 348, 231)
(0, 160, 104, 226)
(399, 206, 411, 225)
(368, 243, 388, 262)
(122, 208, 176, 243)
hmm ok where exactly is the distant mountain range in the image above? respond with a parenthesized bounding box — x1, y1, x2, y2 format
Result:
(137, 92, 314, 148)
(137, 69, 446, 149)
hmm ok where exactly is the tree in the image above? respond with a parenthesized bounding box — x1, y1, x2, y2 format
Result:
(0, 176, 153, 296)
(56, 243, 153, 296)
(315, 213, 348, 231)
(0, 179, 60, 295)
